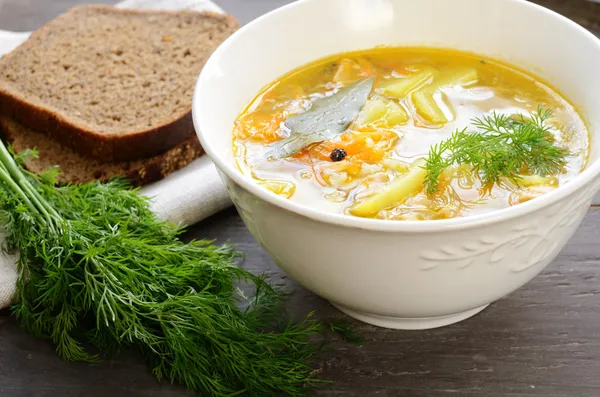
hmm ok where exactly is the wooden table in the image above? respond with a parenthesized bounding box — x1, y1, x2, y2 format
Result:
(1, 1, 600, 396)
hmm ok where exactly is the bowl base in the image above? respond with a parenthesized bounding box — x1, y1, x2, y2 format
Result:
(330, 303, 490, 330)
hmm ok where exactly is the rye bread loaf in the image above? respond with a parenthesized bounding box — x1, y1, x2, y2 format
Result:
(0, 116, 203, 187)
(0, 5, 238, 161)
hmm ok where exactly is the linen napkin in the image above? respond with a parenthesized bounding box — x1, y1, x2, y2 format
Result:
(0, 0, 233, 309)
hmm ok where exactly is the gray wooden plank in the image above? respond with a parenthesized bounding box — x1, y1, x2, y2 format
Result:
(215, 0, 292, 24)
(0, 0, 293, 30)
(0, 0, 116, 31)
(2, 207, 600, 397)
(198, 207, 600, 397)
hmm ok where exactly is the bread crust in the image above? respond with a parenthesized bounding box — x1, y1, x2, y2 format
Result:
(0, 5, 238, 162)
(0, 116, 204, 187)
(126, 135, 204, 187)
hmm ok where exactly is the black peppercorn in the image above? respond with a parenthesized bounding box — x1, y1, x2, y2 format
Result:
(330, 148, 347, 162)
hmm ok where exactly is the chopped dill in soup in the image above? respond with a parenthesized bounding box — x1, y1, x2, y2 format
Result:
(233, 48, 589, 221)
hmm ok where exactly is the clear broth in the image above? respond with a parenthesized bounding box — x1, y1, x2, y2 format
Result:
(233, 48, 589, 221)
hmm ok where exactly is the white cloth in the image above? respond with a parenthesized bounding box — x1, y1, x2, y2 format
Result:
(0, 235, 18, 309)
(0, 0, 231, 309)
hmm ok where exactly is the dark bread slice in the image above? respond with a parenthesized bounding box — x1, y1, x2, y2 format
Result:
(0, 116, 203, 187)
(0, 5, 237, 161)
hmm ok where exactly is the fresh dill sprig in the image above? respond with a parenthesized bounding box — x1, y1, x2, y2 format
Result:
(0, 139, 333, 396)
(424, 107, 570, 196)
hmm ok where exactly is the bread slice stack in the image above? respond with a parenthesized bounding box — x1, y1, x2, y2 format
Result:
(0, 5, 238, 186)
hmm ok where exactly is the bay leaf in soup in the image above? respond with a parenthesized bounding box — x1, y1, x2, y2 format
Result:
(267, 76, 375, 158)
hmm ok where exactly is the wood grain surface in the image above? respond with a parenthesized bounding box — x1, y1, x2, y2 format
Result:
(1, 1, 600, 396)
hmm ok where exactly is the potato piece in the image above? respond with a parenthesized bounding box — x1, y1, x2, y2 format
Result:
(378, 69, 434, 98)
(412, 90, 448, 124)
(357, 98, 409, 127)
(516, 174, 559, 187)
(258, 179, 296, 198)
(333, 58, 362, 84)
(513, 185, 557, 204)
(350, 159, 427, 218)
(356, 58, 377, 76)
(385, 100, 410, 126)
(358, 99, 387, 124)
(410, 68, 478, 125)
(278, 84, 305, 100)
(430, 67, 478, 90)
(382, 158, 410, 173)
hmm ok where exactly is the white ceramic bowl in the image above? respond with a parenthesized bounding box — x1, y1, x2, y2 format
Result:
(193, 0, 600, 330)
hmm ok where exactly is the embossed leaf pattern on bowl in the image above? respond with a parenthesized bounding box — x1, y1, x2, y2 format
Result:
(420, 178, 600, 272)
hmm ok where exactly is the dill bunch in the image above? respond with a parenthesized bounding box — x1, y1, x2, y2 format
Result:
(424, 107, 570, 195)
(0, 143, 326, 396)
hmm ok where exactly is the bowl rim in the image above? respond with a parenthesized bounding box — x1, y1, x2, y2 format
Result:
(193, 0, 600, 233)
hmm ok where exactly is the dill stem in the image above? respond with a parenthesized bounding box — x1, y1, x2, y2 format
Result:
(0, 166, 41, 220)
(0, 141, 60, 222)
